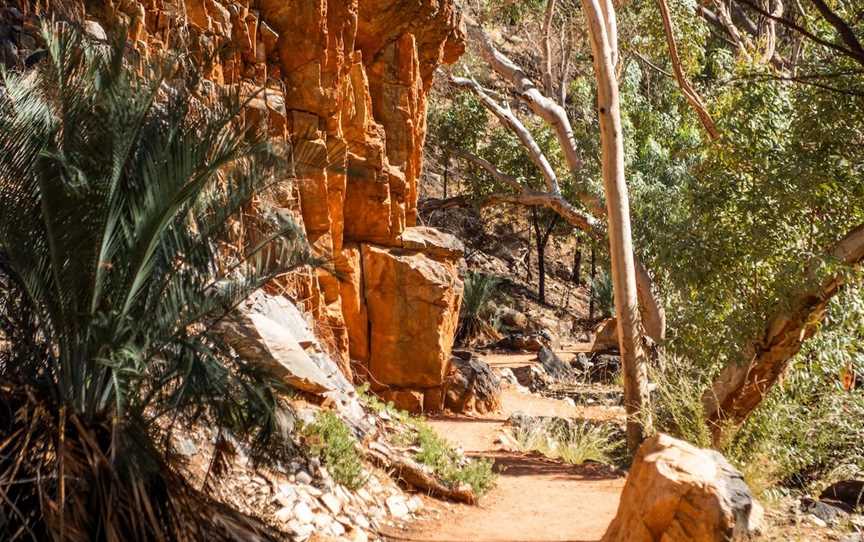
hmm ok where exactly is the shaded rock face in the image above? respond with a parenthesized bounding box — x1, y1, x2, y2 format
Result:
(7, 0, 466, 401)
(603, 434, 763, 542)
(443, 353, 502, 414)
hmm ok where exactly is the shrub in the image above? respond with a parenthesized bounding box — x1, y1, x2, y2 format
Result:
(357, 387, 496, 495)
(302, 411, 366, 490)
(511, 416, 624, 466)
(590, 271, 615, 318)
(0, 22, 317, 540)
(645, 355, 713, 449)
(414, 423, 496, 495)
(457, 271, 500, 345)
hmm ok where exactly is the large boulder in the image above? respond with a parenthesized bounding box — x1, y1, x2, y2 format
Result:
(361, 234, 463, 388)
(443, 353, 502, 414)
(603, 434, 763, 542)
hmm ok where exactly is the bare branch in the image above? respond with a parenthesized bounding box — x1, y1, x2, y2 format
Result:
(807, 0, 864, 67)
(469, 25, 583, 181)
(450, 75, 562, 195)
(454, 149, 525, 193)
(542, 0, 557, 97)
(656, 0, 721, 139)
(482, 192, 602, 233)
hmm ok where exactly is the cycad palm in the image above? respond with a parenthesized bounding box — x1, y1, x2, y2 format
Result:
(0, 23, 316, 541)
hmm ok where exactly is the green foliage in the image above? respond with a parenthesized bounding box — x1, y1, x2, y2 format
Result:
(511, 417, 624, 466)
(589, 271, 615, 318)
(457, 271, 500, 343)
(0, 22, 315, 539)
(723, 285, 864, 492)
(481, 0, 546, 25)
(645, 355, 712, 449)
(357, 387, 496, 495)
(414, 423, 497, 495)
(302, 411, 367, 490)
(428, 91, 488, 155)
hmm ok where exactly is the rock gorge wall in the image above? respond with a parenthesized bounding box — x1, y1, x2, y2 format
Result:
(0, 0, 466, 410)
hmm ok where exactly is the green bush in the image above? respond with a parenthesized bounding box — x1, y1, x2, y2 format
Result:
(302, 411, 366, 490)
(645, 355, 712, 449)
(415, 423, 496, 495)
(457, 271, 500, 345)
(357, 386, 496, 495)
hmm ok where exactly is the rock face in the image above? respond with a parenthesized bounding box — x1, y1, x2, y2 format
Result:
(443, 352, 502, 414)
(603, 434, 763, 542)
(0, 0, 467, 406)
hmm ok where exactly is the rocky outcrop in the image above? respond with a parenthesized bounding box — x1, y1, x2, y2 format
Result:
(603, 434, 763, 542)
(443, 352, 502, 414)
(2, 0, 466, 411)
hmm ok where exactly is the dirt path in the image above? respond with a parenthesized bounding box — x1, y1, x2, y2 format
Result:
(382, 352, 626, 542)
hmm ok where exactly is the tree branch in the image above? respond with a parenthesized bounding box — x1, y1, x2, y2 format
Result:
(807, 0, 864, 67)
(450, 75, 562, 194)
(704, 223, 864, 441)
(469, 25, 583, 183)
(542, 0, 557, 98)
(453, 149, 525, 193)
(656, 0, 721, 140)
(732, 0, 864, 68)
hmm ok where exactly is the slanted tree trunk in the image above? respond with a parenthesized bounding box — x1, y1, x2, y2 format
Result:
(580, 0, 653, 451)
(704, 223, 864, 443)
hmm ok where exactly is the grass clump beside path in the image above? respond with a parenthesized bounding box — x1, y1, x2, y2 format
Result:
(511, 416, 624, 466)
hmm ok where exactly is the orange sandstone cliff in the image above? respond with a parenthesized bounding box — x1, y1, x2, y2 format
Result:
(0, 0, 465, 409)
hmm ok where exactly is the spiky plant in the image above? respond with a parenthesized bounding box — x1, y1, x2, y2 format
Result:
(456, 271, 499, 345)
(0, 23, 319, 541)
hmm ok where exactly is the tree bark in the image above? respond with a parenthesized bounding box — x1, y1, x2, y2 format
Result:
(704, 223, 864, 443)
(572, 245, 582, 286)
(656, 0, 720, 140)
(589, 246, 597, 319)
(580, 0, 653, 451)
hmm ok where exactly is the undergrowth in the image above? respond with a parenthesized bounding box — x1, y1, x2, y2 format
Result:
(302, 411, 366, 490)
(359, 386, 496, 495)
(510, 417, 624, 466)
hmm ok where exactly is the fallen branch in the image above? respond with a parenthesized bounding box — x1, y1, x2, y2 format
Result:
(365, 441, 477, 504)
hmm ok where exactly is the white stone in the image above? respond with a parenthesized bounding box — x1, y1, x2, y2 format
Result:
(293, 501, 314, 524)
(407, 496, 422, 513)
(321, 492, 342, 514)
(352, 513, 370, 530)
(805, 513, 828, 528)
(313, 512, 332, 530)
(329, 521, 346, 536)
(386, 495, 410, 518)
(350, 530, 369, 542)
(296, 470, 313, 485)
(274, 506, 292, 523)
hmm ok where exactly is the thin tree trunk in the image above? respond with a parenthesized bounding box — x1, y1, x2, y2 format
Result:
(580, 0, 652, 451)
(572, 245, 582, 286)
(589, 246, 597, 319)
(656, 0, 720, 139)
